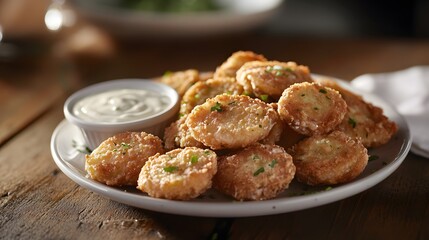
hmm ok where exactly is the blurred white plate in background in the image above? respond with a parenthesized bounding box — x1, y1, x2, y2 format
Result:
(68, 0, 283, 38)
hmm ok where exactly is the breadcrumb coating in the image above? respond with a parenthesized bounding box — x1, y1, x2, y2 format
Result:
(214, 51, 267, 79)
(290, 130, 368, 186)
(236, 61, 313, 100)
(85, 132, 164, 186)
(316, 78, 398, 147)
(278, 82, 347, 136)
(214, 143, 295, 201)
(137, 147, 217, 200)
(186, 94, 278, 150)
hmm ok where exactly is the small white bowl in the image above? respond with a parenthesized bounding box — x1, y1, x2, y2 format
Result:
(64, 79, 179, 150)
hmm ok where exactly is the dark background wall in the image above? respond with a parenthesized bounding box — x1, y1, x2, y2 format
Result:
(264, 0, 429, 38)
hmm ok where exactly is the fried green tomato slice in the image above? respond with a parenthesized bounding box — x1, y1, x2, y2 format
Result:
(164, 115, 205, 150)
(213, 143, 295, 201)
(236, 61, 313, 100)
(289, 130, 368, 186)
(157, 69, 201, 97)
(85, 132, 164, 186)
(180, 77, 244, 115)
(186, 94, 278, 150)
(213, 51, 267, 79)
(316, 78, 398, 147)
(278, 82, 347, 136)
(137, 147, 217, 200)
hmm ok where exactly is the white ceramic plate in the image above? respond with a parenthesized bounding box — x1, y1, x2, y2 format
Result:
(51, 77, 411, 217)
(69, 0, 283, 38)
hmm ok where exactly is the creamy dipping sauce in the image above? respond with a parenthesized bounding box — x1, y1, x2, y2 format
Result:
(73, 89, 171, 123)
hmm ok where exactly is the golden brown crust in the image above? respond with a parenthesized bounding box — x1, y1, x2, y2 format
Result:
(278, 82, 347, 136)
(214, 143, 295, 201)
(290, 130, 368, 186)
(213, 51, 267, 79)
(180, 77, 244, 115)
(236, 61, 313, 100)
(164, 115, 205, 150)
(85, 132, 164, 186)
(316, 78, 398, 147)
(186, 94, 278, 150)
(137, 147, 217, 200)
(158, 69, 200, 96)
(259, 115, 284, 145)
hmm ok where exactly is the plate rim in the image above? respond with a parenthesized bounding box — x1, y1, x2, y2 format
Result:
(50, 77, 412, 217)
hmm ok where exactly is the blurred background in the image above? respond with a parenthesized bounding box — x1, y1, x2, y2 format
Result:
(1, 0, 428, 88)
(1, 0, 428, 40)
(268, 0, 429, 38)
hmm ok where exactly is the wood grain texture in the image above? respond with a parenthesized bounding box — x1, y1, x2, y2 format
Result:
(1, 36, 429, 239)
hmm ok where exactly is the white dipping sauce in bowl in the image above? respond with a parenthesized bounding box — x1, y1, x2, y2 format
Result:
(73, 89, 171, 123)
(64, 79, 179, 149)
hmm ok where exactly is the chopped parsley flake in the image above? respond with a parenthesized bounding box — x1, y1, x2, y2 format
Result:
(163, 166, 178, 173)
(210, 102, 223, 112)
(368, 155, 379, 161)
(121, 142, 131, 149)
(190, 155, 199, 164)
(260, 95, 269, 102)
(269, 159, 278, 168)
(72, 140, 92, 154)
(348, 117, 357, 128)
(163, 70, 172, 77)
(252, 154, 260, 160)
(253, 167, 265, 176)
(265, 65, 294, 76)
(204, 150, 211, 155)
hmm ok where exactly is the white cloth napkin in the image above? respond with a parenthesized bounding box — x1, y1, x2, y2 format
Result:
(351, 66, 429, 158)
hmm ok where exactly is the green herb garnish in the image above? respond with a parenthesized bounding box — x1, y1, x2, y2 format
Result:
(253, 167, 265, 176)
(260, 95, 269, 102)
(269, 159, 278, 168)
(319, 88, 328, 94)
(368, 155, 379, 161)
(190, 155, 199, 164)
(252, 154, 260, 160)
(210, 102, 223, 112)
(163, 166, 178, 173)
(121, 142, 131, 149)
(163, 70, 172, 77)
(348, 117, 357, 128)
(72, 140, 92, 154)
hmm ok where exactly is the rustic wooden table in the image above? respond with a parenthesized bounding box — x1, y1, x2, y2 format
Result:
(1, 30, 429, 239)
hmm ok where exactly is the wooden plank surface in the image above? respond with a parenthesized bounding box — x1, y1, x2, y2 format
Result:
(1, 37, 429, 239)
